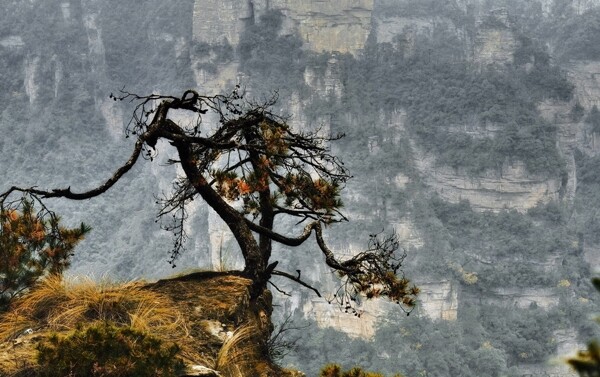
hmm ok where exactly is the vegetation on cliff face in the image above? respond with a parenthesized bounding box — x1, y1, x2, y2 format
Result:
(3, 0, 600, 376)
(239, 10, 569, 176)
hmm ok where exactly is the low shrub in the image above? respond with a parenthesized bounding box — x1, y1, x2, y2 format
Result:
(320, 364, 404, 377)
(36, 322, 185, 377)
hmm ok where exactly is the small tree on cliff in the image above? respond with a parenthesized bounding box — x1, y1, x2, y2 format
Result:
(0, 199, 89, 312)
(1, 88, 418, 307)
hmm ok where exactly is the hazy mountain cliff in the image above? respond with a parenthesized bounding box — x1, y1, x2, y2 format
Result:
(4, 0, 600, 375)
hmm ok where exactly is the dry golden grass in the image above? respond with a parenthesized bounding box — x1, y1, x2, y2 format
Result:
(0, 274, 209, 372)
(0, 272, 290, 376)
(153, 271, 252, 319)
(215, 324, 258, 377)
(0, 275, 187, 341)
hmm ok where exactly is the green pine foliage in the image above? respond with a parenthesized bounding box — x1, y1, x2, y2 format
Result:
(36, 322, 185, 377)
(0, 200, 89, 312)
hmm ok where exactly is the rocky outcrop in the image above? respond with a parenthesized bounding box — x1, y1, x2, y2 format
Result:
(392, 217, 424, 249)
(304, 55, 344, 98)
(567, 60, 600, 110)
(416, 280, 458, 321)
(192, 0, 251, 47)
(413, 145, 561, 212)
(473, 8, 517, 67)
(303, 297, 389, 338)
(151, 272, 297, 376)
(374, 15, 436, 46)
(584, 242, 600, 273)
(456, 0, 600, 18)
(23, 55, 40, 105)
(389, 103, 561, 213)
(192, 0, 373, 55)
(298, 279, 456, 339)
(490, 287, 560, 309)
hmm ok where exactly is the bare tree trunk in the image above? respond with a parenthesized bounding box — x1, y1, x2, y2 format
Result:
(174, 140, 268, 297)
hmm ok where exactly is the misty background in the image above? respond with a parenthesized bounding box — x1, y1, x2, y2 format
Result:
(2, 0, 600, 375)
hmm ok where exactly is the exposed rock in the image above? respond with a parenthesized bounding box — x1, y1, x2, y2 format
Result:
(554, 328, 583, 359)
(374, 15, 435, 45)
(24, 55, 40, 105)
(446, 118, 504, 139)
(392, 217, 424, 249)
(415, 280, 458, 321)
(388, 110, 539, 217)
(534, 0, 600, 15)
(394, 173, 410, 188)
(0, 35, 24, 49)
(150, 272, 301, 376)
(584, 242, 600, 273)
(192, 0, 373, 55)
(372, 12, 465, 57)
(537, 100, 580, 203)
(302, 296, 388, 338)
(60, 1, 71, 21)
(490, 287, 559, 309)
(255, 0, 374, 54)
(99, 99, 124, 140)
(82, 9, 109, 112)
(207, 210, 243, 271)
(193, 0, 251, 47)
(303, 55, 343, 98)
(193, 62, 241, 99)
(413, 144, 561, 213)
(567, 60, 600, 110)
(300, 279, 457, 339)
(473, 8, 517, 67)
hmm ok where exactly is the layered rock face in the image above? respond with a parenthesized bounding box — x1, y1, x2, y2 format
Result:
(568, 60, 600, 110)
(413, 147, 561, 213)
(193, 0, 251, 47)
(193, 0, 373, 54)
(473, 8, 517, 67)
(416, 281, 458, 321)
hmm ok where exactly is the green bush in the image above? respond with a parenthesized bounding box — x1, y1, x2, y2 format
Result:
(36, 322, 185, 377)
(320, 364, 403, 377)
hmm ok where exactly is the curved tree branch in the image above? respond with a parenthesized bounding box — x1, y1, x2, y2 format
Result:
(1, 139, 145, 202)
(272, 270, 321, 297)
(244, 219, 317, 247)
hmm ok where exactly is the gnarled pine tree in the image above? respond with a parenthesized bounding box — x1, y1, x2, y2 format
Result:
(0, 89, 418, 308)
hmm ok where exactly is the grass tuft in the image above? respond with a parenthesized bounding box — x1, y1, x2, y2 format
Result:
(0, 274, 208, 374)
(0, 275, 188, 342)
(216, 324, 259, 377)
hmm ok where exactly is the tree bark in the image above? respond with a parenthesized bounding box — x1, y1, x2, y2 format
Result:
(173, 137, 268, 297)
